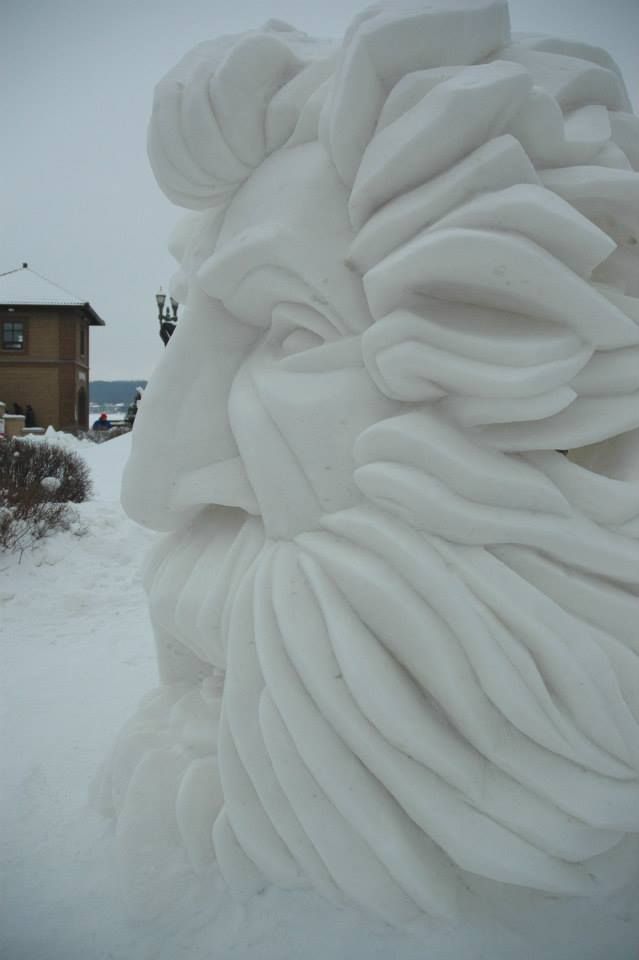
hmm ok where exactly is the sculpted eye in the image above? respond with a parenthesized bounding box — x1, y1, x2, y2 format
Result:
(281, 328, 325, 355)
(269, 303, 336, 358)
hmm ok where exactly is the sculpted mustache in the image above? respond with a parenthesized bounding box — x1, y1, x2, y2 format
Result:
(172, 456, 260, 514)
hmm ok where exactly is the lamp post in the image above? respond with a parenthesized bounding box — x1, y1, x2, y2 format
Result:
(156, 287, 178, 345)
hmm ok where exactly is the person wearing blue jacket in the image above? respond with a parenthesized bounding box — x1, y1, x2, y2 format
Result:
(92, 413, 112, 431)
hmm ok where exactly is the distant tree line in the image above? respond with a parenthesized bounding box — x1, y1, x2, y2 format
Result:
(90, 381, 148, 405)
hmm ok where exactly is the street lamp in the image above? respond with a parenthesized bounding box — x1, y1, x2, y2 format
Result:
(156, 286, 179, 345)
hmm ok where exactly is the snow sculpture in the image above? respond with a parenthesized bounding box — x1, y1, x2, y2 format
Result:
(101, 0, 639, 924)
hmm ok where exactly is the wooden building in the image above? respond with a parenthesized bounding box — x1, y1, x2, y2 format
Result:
(0, 263, 105, 431)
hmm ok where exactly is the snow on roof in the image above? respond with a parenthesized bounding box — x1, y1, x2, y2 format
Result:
(0, 263, 105, 324)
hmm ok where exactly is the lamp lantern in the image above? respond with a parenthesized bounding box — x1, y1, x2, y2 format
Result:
(156, 286, 179, 346)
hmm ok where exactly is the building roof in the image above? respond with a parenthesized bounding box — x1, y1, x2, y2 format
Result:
(0, 263, 105, 325)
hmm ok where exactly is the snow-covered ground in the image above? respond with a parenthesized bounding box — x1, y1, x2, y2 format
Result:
(1, 434, 155, 959)
(1, 431, 638, 960)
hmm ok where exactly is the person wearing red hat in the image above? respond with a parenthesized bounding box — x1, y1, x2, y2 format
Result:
(92, 412, 113, 431)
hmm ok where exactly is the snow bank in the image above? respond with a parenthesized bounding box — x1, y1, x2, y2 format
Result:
(81, 432, 132, 502)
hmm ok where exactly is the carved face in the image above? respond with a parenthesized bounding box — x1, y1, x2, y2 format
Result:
(124, 140, 400, 539)
(110, 8, 639, 927)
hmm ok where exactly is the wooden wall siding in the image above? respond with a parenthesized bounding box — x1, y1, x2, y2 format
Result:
(0, 365, 59, 429)
(27, 313, 60, 360)
(59, 316, 78, 361)
(58, 364, 77, 428)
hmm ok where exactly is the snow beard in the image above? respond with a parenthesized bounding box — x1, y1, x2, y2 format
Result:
(98, 451, 639, 923)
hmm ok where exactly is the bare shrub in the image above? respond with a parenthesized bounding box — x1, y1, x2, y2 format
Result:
(0, 439, 92, 552)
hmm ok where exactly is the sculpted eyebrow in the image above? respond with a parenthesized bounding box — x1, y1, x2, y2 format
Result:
(197, 223, 352, 334)
(198, 224, 308, 301)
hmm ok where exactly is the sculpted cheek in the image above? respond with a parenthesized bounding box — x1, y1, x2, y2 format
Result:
(242, 361, 402, 519)
(228, 363, 322, 540)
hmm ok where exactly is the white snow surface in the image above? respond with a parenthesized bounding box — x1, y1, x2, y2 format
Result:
(1, 430, 638, 960)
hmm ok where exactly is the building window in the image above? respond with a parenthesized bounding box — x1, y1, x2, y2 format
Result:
(79, 324, 86, 356)
(2, 320, 25, 350)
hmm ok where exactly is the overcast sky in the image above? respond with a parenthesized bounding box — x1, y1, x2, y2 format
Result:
(2, 0, 638, 381)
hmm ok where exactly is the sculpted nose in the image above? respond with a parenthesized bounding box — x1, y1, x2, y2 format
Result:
(121, 292, 259, 531)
